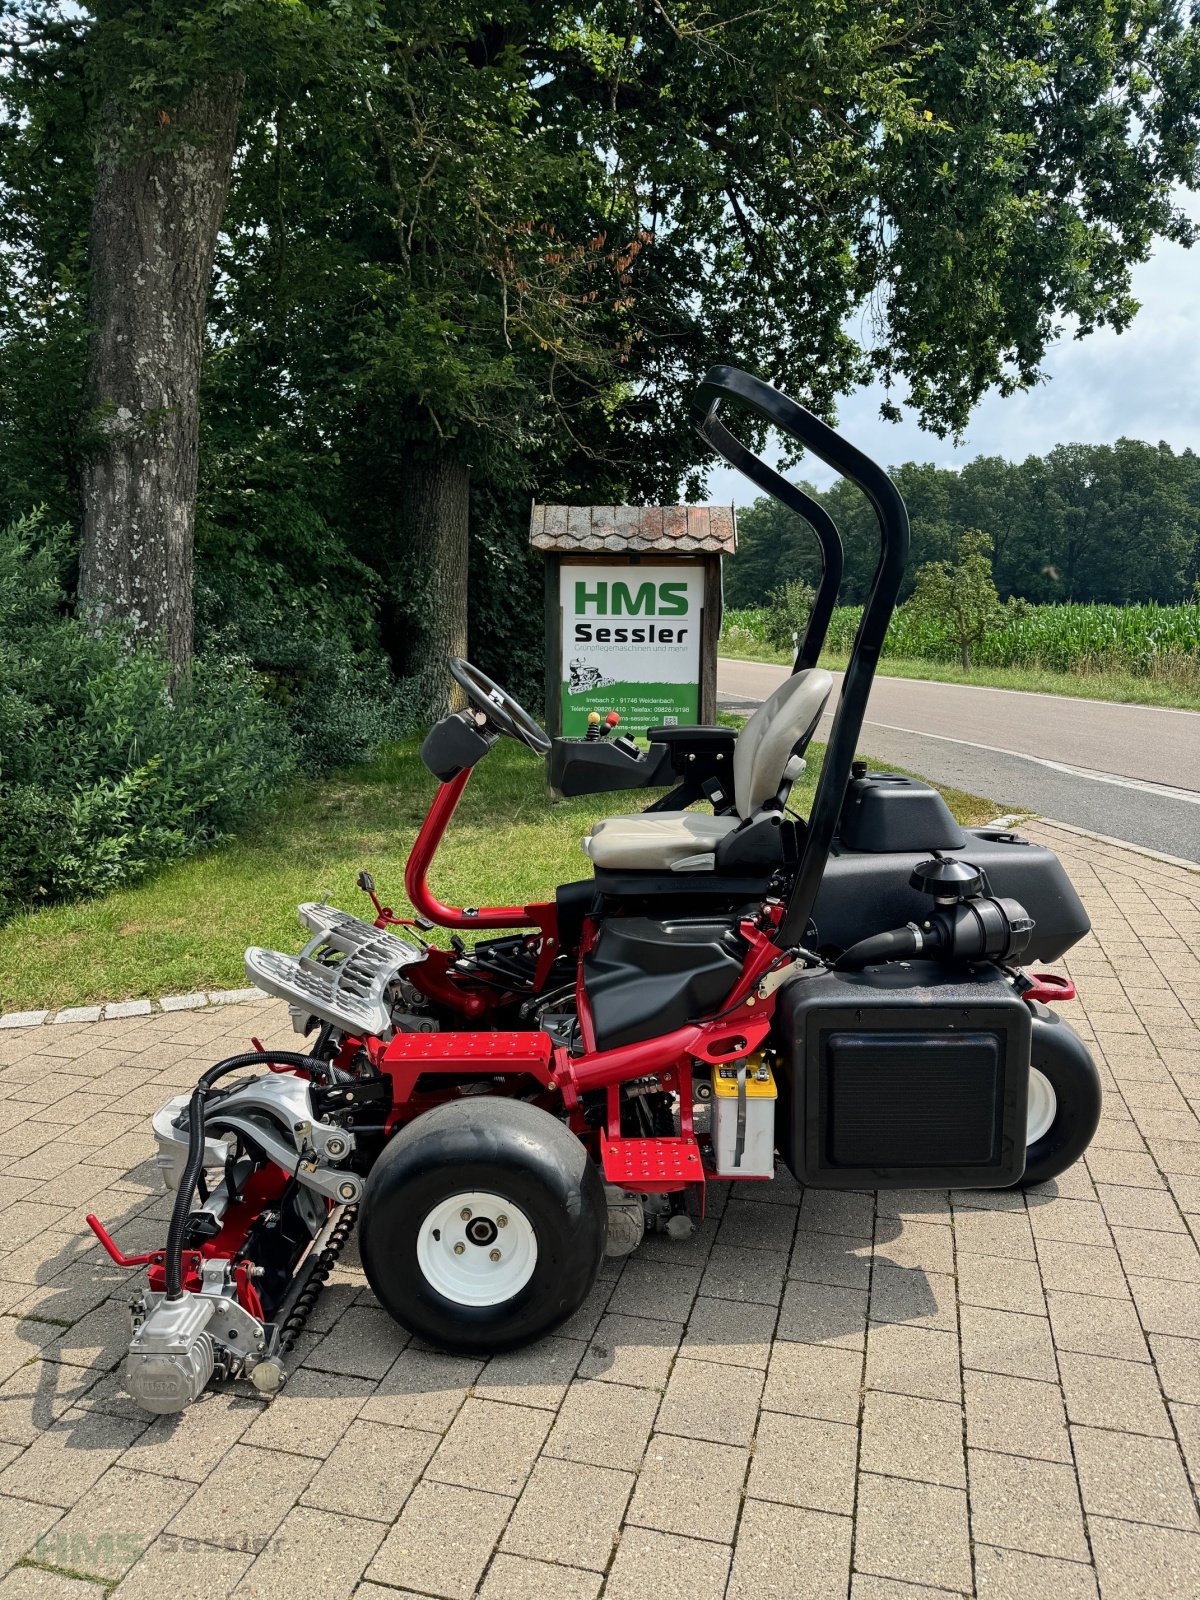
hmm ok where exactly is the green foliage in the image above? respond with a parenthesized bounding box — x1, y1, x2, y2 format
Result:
(0, 513, 295, 921)
(907, 530, 1009, 669)
(763, 578, 818, 655)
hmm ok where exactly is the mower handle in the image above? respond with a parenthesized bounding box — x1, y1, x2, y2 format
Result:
(692, 366, 911, 947)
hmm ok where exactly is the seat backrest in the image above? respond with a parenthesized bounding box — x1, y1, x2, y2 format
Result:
(732, 668, 834, 817)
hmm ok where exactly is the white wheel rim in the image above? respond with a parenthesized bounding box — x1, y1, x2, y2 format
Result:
(1027, 1068, 1057, 1146)
(415, 1190, 537, 1308)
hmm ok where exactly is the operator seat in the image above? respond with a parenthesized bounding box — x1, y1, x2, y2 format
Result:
(581, 668, 833, 872)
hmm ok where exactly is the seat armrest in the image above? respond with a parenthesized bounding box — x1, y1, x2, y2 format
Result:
(645, 725, 737, 751)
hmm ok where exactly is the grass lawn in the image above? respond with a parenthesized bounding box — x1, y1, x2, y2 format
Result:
(719, 645, 1200, 711)
(0, 733, 997, 1012)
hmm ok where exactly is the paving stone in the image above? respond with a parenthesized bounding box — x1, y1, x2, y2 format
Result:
(367, 1480, 514, 1599)
(104, 1001, 153, 1021)
(956, 1251, 1046, 1315)
(426, 1398, 551, 1497)
(1111, 1224, 1200, 1280)
(606, 1259, 702, 1322)
(1027, 1196, 1111, 1246)
(167, 1442, 316, 1545)
(301, 1418, 437, 1521)
(629, 1433, 747, 1540)
(853, 1473, 971, 1592)
(158, 994, 208, 1012)
(796, 1188, 874, 1238)
(1046, 1288, 1150, 1360)
(963, 1370, 1071, 1463)
(0, 1406, 145, 1508)
(0, 1495, 63, 1571)
(974, 1545, 1098, 1600)
(477, 1553, 602, 1600)
(39, 1463, 193, 1578)
(1151, 1333, 1200, 1403)
(869, 1264, 956, 1331)
(52, 1007, 102, 1025)
(699, 1243, 787, 1306)
(968, 1449, 1089, 1562)
(306, 1304, 405, 1381)
(241, 1367, 373, 1457)
(1057, 1350, 1172, 1436)
(0, 1011, 48, 1029)
(875, 1191, 953, 1225)
(474, 1337, 585, 1409)
(681, 1295, 776, 1369)
(542, 1378, 660, 1471)
(1128, 1273, 1200, 1337)
(726, 1499, 850, 1600)
(717, 1197, 798, 1253)
(1089, 1515, 1200, 1600)
(864, 1322, 961, 1402)
(741, 1409, 856, 1515)
(874, 1217, 956, 1276)
(1036, 1237, 1130, 1298)
(789, 1229, 872, 1289)
(577, 1313, 682, 1389)
(760, 1338, 863, 1424)
(655, 1355, 763, 1447)
(1072, 1423, 1198, 1529)
(107, 1534, 252, 1600)
(208, 987, 263, 1006)
(232, 1503, 383, 1599)
(1098, 1184, 1189, 1233)
(851, 1579, 969, 1600)
(501, 1457, 632, 1571)
(860, 1390, 966, 1487)
(555, 1279, 615, 1342)
(0, 1568, 105, 1599)
(607, 1526, 732, 1600)
(358, 1346, 482, 1432)
(776, 1279, 867, 1349)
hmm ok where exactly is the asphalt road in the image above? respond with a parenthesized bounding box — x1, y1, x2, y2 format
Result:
(718, 657, 1200, 863)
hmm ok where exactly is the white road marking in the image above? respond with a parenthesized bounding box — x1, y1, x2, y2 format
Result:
(837, 717, 1200, 805)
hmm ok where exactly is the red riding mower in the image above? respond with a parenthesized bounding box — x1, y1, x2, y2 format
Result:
(90, 368, 1101, 1414)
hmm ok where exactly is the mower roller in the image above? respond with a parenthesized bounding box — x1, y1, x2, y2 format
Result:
(90, 367, 1102, 1414)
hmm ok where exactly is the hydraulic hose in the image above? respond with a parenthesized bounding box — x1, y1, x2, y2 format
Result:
(164, 1050, 340, 1300)
(834, 925, 923, 971)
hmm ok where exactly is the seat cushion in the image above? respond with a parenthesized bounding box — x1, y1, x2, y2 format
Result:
(582, 811, 739, 871)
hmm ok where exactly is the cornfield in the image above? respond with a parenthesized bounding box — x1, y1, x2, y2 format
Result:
(723, 601, 1200, 678)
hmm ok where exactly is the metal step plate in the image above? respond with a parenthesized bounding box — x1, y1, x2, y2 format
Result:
(601, 1130, 704, 1193)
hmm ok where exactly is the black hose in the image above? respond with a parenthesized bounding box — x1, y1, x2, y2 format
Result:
(164, 1049, 340, 1301)
(834, 925, 923, 972)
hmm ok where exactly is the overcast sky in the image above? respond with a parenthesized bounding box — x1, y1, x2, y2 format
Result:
(703, 190, 1200, 502)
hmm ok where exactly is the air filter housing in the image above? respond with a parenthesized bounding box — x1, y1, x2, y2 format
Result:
(775, 961, 1031, 1189)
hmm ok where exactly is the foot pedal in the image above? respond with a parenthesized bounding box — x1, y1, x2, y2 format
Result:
(601, 1131, 704, 1193)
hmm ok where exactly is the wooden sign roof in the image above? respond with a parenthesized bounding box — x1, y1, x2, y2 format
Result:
(530, 503, 736, 556)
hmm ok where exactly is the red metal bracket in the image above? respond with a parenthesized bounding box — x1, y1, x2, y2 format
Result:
(1022, 972, 1076, 1004)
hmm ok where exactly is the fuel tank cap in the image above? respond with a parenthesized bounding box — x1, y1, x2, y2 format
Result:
(910, 854, 985, 903)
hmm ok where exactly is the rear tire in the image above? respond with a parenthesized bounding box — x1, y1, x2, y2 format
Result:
(1017, 1006, 1103, 1188)
(359, 1098, 607, 1352)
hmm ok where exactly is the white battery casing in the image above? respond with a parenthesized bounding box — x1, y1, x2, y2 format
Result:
(711, 1059, 777, 1178)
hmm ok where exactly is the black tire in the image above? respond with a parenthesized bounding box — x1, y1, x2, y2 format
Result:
(359, 1097, 607, 1353)
(1016, 1006, 1103, 1188)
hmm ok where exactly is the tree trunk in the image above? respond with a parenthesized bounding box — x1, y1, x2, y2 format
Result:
(77, 78, 244, 678)
(404, 452, 470, 723)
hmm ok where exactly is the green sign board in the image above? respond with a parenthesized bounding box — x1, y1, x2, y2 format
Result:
(559, 561, 704, 737)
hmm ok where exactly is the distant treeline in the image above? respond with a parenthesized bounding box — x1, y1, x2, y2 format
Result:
(725, 441, 1200, 609)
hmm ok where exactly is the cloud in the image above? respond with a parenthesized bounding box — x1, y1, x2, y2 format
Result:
(702, 193, 1200, 501)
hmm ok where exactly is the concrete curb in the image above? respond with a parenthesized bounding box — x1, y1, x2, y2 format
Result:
(0, 985, 266, 1030)
(1027, 815, 1200, 875)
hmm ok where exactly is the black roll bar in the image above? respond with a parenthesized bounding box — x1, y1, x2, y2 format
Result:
(699, 407, 844, 672)
(691, 365, 911, 947)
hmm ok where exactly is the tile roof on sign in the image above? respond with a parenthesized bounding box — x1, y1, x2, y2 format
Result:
(530, 503, 736, 556)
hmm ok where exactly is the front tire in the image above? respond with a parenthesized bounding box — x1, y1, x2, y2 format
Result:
(359, 1098, 607, 1352)
(1017, 1006, 1103, 1187)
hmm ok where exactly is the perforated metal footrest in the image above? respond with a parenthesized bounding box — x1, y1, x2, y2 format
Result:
(601, 1131, 704, 1193)
(245, 904, 425, 1037)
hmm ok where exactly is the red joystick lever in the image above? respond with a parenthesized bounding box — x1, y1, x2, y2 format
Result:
(598, 712, 620, 740)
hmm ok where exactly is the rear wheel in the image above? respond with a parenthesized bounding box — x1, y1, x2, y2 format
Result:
(1017, 1007, 1103, 1188)
(359, 1098, 607, 1352)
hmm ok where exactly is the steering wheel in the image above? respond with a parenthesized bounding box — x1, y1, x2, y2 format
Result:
(448, 657, 552, 756)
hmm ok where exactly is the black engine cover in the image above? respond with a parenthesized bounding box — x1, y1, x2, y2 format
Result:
(775, 961, 1031, 1189)
(583, 916, 743, 1050)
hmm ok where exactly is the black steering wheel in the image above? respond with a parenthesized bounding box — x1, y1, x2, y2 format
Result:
(448, 657, 552, 756)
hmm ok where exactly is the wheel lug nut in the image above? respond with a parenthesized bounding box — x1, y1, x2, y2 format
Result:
(489, 1249, 501, 1262)
(453, 1242, 465, 1255)
(497, 1215, 508, 1228)
(460, 1208, 472, 1221)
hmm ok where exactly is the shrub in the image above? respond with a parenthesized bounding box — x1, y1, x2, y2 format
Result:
(0, 513, 296, 921)
(762, 578, 817, 655)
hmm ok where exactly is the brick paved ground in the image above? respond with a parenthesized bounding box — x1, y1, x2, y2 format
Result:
(1, 819, 1198, 1600)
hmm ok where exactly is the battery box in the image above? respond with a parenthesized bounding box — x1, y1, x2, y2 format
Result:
(711, 1055, 777, 1178)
